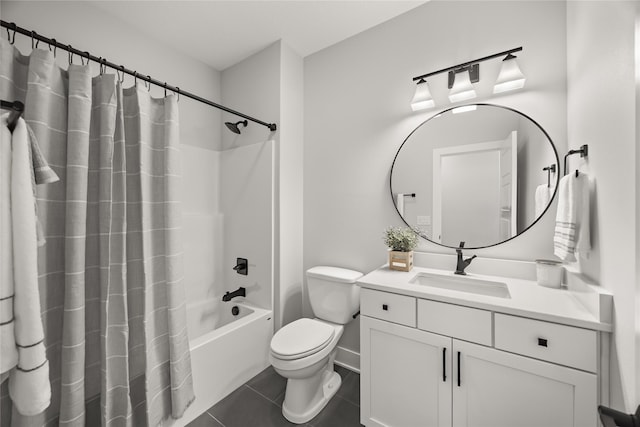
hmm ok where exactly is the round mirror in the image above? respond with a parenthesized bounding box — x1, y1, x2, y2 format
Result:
(390, 104, 559, 249)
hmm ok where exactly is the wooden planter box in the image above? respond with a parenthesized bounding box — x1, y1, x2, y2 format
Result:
(389, 250, 414, 272)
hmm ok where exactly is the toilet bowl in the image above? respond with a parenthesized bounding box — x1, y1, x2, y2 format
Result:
(270, 318, 344, 423)
(269, 266, 362, 424)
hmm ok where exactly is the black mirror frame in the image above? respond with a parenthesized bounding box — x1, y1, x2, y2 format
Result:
(389, 103, 561, 250)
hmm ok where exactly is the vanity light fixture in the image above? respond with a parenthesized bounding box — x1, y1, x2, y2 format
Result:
(410, 78, 435, 111)
(448, 67, 478, 103)
(411, 46, 524, 110)
(493, 53, 526, 93)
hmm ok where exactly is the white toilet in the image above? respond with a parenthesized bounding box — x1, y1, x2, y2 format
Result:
(269, 266, 363, 424)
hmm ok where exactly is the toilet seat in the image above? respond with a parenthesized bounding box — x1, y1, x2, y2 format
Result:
(271, 318, 335, 360)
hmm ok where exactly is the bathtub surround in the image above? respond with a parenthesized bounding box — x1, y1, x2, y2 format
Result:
(221, 41, 304, 330)
(1, 38, 195, 424)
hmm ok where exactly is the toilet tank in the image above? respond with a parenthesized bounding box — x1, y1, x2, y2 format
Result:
(306, 266, 363, 324)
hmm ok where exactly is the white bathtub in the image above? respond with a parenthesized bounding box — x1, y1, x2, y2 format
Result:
(168, 299, 273, 426)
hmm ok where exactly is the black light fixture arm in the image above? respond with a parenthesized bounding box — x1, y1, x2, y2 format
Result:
(412, 46, 523, 82)
(1, 20, 277, 132)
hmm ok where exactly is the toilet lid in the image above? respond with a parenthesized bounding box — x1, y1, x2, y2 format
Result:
(271, 318, 335, 360)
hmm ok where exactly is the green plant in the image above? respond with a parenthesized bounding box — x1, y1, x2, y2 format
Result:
(383, 226, 418, 252)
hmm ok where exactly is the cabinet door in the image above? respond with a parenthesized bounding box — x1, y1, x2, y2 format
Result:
(452, 340, 597, 427)
(361, 316, 452, 427)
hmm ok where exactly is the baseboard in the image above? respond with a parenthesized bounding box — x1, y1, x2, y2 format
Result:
(335, 345, 360, 374)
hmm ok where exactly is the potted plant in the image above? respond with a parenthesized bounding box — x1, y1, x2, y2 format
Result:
(383, 226, 418, 272)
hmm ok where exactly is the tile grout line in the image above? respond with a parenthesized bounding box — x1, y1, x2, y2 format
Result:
(244, 383, 285, 407)
(205, 411, 225, 427)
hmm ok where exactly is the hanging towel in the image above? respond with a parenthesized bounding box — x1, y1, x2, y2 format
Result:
(553, 173, 591, 262)
(6, 116, 51, 416)
(26, 123, 59, 246)
(534, 184, 551, 217)
(1, 113, 18, 376)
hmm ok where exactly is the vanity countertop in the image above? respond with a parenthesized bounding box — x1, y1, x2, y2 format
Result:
(357, 266, 612, 332)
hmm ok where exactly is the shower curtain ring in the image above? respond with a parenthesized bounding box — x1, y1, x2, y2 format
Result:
(7, 22, 16, 45)
(175, 87, 180, 101)
(117, 65, 125, 83)
(99, 58, 107, 75)
(50, 39, 57, 56)
(133, 71, 137, 86)
(146, 76, 151, 91)
(81, 51, 90, 66)
(164, 82, 167, 97)
(68, 46, 73, 64)
(31, 31, 36, 49)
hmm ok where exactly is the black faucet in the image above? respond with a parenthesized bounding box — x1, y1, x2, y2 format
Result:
(222, 287, 246, 302)
(455, 242, 477, 275)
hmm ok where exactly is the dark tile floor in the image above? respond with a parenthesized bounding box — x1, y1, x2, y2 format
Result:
(187, 365, 361, 427)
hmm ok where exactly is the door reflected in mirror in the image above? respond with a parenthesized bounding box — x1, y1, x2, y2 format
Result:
(390, 104, 559, 249)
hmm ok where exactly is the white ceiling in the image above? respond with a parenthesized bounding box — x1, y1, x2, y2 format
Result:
(90, 1, 427, 71)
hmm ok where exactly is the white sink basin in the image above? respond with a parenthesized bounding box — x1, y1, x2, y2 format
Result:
(410, 272, 511, 299)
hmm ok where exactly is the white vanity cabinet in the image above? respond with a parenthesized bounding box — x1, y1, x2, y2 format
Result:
(360, 287, 600, 427)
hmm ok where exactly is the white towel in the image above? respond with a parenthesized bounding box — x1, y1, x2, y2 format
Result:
(396, 193, 405, 216)
(1, 114, 18, 375)
(553, 173, 591, 262)
(5, 117, 51, 415)
(534, 184, 551, 217)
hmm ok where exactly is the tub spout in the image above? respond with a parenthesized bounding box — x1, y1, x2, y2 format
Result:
(222, 287, 246, 302)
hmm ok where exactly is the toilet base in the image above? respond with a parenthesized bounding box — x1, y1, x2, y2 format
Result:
(282, 368, 342, 424)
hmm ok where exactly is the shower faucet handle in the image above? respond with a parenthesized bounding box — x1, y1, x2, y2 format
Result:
(233, 258, 248, 275)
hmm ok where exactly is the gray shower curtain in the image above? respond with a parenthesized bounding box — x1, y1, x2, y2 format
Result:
(0, 39, 194, 426)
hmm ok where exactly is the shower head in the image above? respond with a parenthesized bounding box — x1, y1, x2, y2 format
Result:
(225, 120, 248, 134)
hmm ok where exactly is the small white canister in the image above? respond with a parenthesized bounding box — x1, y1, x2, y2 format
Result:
(535, 259, 564, 288)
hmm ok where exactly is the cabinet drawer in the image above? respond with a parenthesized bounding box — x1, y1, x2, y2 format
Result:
(494, 314, 597, 372)
(361, 288, 416, 327)
(417, 299, 492, 346)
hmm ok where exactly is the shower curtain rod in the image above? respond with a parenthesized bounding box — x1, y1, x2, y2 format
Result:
(1, 20, 278, 131)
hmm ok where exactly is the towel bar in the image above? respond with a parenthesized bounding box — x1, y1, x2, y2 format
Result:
(563, 144, 588, 176)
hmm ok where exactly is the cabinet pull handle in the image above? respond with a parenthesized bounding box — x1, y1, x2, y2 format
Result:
(382, 304, 388, 311)
(442, 348, 447, 382)
(457, 351, 461, 387)
(538, 338, 548, 347)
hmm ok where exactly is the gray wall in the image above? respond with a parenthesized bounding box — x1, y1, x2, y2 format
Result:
(304, 1, 568, 355)
(566, 0, 639, 412)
